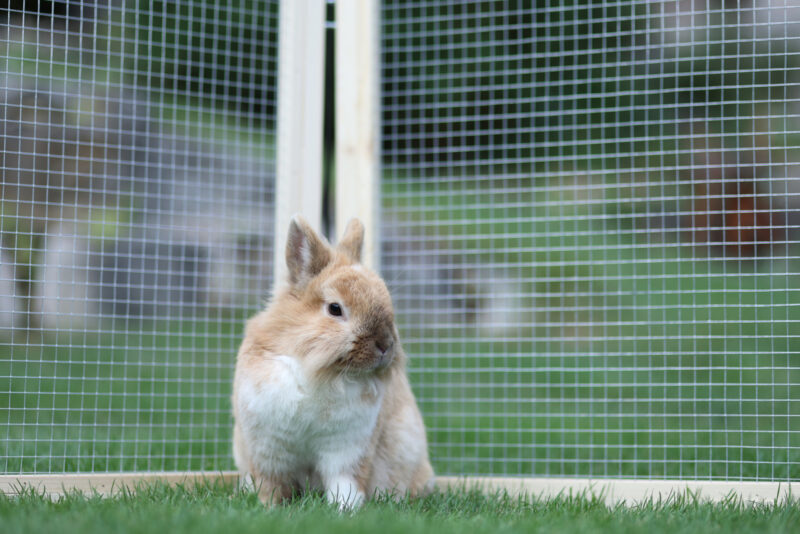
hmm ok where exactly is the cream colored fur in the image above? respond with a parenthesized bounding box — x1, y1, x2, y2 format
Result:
(232, 217, 433, 508)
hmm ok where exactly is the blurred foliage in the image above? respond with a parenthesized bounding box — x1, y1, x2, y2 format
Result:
(3, 1, 96, 26)
(381, 0, 798, 175)
(3, 1, 280, 127)
(122, 0, 279, 126)
(383, 1, 653, 172)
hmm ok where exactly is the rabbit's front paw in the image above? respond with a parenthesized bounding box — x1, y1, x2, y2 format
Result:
(325, 474, 365, 510)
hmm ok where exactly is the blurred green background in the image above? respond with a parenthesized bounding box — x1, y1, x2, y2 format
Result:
(380, 0, 800, 481)
(2, 1, 799, 480)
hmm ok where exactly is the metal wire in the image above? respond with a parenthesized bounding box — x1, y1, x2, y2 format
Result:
(380, 1, 800, 481)
(1, 1, 278, 473)
(3, 0, 799, 482)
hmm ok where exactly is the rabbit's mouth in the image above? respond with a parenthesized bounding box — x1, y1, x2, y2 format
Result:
(331, 337, 397, 374)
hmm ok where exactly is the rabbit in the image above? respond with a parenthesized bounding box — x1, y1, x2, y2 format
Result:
(232, 215, 434, 508)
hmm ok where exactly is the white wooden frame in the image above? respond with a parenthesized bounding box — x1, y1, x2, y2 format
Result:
(4, 1, 797, 505)
(273, 0, 327, 284)
(335, 0, 381, 269)
(0, 472, 240, 499)
(2, 473, 796, 504)
(435, 477, 798, 505)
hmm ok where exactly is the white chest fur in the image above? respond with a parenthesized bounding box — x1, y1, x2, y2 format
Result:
(235, 354, 384, 483)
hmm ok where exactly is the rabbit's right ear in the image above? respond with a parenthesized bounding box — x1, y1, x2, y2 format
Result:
(337, 218, 365, 263)
(286, 216, 332, 287)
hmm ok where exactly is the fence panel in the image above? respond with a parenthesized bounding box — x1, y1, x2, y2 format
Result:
(380, 1, 800, 480)
(1, 1, 279, 473)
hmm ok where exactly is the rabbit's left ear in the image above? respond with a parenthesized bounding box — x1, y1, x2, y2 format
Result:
(286, 215, 333, 286)
(337, 218, 364, 263)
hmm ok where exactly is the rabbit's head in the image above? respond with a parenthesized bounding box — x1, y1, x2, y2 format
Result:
(270, 216, 401, 376)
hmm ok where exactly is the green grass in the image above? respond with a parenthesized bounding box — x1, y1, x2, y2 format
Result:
(2, 482, 799, 534)
(384, 176, 800, 480)
(1, 319, 247, 473)
(2, 175, 799, 480)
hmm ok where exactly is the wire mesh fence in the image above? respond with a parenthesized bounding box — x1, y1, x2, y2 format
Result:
(1, 1, 278, 473)
(3, 0, 799, 483)
(380, 1, 800, 480)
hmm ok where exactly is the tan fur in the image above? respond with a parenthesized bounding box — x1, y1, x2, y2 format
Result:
(231, 216, 433, 506)
(355, 367, 435, 493)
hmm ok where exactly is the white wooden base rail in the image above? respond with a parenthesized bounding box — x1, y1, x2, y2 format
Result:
(0, 472, 240, 498)
(1, 473, 796, 504)
(435, 476, 797, 505)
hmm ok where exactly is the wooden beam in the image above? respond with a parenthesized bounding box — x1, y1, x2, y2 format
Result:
(274, 0, 327, 286)
(0, 472, 240, 498)
(2, 473, 796, 504)
(436, 476, 798, 504)
(335, 0, 380, 270)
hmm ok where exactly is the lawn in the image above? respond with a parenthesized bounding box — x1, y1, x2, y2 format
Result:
(384, 177, 800, 480)
(1, 318, 245, 473)
(2, 175, 799, 480)
(2, 481, 799, 534)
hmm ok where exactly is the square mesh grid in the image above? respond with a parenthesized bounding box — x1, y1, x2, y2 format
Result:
(1, 1, 278, 473)
(380, 1, 800, 480)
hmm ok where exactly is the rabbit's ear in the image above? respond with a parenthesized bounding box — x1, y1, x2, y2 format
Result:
(286, 215, 332, 286)
(337, 218, 364, 263)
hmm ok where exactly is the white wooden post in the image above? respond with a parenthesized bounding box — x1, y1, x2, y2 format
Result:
(275, 0, 327, 286)
(335, 0, 381, 270)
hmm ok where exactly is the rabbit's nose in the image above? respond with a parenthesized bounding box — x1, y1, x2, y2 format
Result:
(375, 337, 393, 355)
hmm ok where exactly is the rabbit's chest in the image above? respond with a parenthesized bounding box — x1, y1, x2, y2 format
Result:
(237, 355, 383, 469)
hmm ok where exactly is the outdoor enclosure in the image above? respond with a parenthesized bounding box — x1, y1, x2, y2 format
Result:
(2, 1, 280, 472)
(381, 2, 799, 481)
(2, 0, 799, 489)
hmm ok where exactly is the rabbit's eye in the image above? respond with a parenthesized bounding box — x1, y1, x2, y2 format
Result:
(327, 302, 343, 317)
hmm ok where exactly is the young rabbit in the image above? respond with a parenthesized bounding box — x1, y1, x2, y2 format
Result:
(232, 216, 434, 508)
